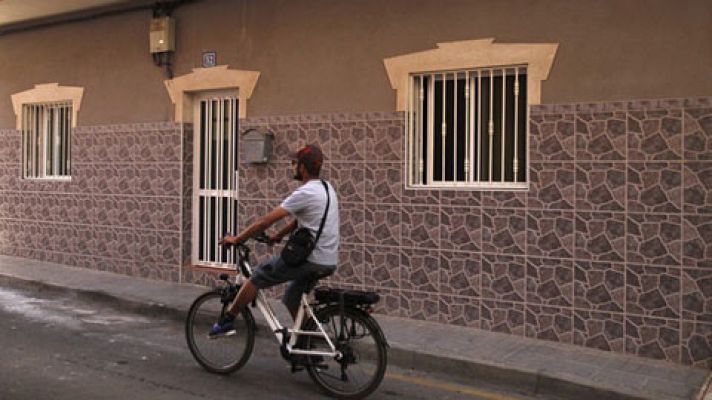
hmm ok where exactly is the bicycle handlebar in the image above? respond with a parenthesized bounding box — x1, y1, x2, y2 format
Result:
(220, 231, 270, 248)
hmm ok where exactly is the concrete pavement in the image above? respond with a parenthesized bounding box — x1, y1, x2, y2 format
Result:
(0, 254, 709, 400)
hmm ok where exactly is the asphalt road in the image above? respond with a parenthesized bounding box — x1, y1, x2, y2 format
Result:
(0, 285, 543, 400)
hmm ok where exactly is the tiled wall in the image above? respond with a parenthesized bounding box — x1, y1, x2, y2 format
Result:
(233, 99, 711, 368)
(0, 98, 710, 368)
(0, 122, 187, 282)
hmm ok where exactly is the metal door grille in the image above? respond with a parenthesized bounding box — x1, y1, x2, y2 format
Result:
(193, 97, 239, 266)
(22, 102, 72, 179)
(407, 66, 528, 189)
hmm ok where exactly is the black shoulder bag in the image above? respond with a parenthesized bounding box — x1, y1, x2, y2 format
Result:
(281, 180, 330, 267)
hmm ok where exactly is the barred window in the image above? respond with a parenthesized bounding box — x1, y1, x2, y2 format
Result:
(22, 102, 72, 179)
(407, 66, 527, 189)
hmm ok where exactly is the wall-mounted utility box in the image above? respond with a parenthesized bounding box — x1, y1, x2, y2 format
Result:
(150, 16, 175, 53)
(241, 128, 274, 164)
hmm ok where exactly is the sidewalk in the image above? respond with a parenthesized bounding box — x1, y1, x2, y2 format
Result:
(0, 254, 709, 400)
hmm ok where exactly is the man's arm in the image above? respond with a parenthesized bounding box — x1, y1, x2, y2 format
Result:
(270, 219, 298, 243)
(223, 206, 291, 245)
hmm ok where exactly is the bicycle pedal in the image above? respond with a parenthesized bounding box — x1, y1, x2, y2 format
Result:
(290, 363, 304, 373)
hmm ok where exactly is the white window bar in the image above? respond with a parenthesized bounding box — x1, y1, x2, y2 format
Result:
(227, 98, 233, 264)
(501, 69, 506, 182)
(465, 71, 470, 181)
(217, 99, 223, 264)
(477, 70, 482, 183)
(418, 76, 424, 185)
(21, 105, 27, 178)
(202, 100, 209, 262)
(488, 69, 494, 183)
(211, 99, 216, 263)
(427, 74, 434, 185)
(514, 68, 520, 181)
(453, 72, 457, 182)
(440, 73, 446, 182)
(54, 105, 60, 176)
(407, 75, 414, 186)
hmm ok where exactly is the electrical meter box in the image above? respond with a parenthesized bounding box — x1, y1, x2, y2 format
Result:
(241, 128, 274, 164)
(150, 16, 175, 53)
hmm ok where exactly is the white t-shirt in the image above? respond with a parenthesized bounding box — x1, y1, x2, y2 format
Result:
(280, 179, 340, 265)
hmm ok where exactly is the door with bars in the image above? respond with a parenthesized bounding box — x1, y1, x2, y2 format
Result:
(192, 94, 239, 267)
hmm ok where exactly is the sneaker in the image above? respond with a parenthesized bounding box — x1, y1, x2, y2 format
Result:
(208, 315, 236, 337)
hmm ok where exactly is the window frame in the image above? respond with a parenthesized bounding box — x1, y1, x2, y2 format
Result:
(382, 38, 558, 192)
(21, 101, 73, 180)
(406, 65, 529, 191)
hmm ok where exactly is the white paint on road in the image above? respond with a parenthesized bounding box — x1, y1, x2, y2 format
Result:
(0, 288, 151, 329)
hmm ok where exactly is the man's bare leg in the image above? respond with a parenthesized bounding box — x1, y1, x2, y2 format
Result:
(227, 279, 258, 316)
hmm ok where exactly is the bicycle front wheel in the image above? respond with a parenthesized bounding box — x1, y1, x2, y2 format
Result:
(185, 290, 255, 374)
(305, 306, 388, 399)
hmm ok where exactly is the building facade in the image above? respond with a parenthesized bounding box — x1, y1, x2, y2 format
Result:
(0, 0, 710, 368)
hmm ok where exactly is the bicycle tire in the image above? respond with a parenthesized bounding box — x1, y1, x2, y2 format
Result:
(304, 306, 387, 399)
(185, 289, 255, 374)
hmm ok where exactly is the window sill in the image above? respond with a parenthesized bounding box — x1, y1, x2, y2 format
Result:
(406, 182, 529, 191)
(191, 263, 235, 273)
(23, 176, 72, 182)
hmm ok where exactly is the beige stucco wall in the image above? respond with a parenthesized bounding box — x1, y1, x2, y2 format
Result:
(0, 0, 710, 126)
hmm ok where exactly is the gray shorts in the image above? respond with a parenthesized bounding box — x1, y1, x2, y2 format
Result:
(250, 256, 335, 315)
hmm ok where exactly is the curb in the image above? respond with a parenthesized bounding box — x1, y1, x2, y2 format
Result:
(0, 273, 668, 400)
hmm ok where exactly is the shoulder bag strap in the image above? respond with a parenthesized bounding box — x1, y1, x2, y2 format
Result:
(312, 179, 330, 247)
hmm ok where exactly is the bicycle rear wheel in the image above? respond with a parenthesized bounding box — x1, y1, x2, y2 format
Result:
(185, 289, 255, 374)
(304, 306, 387, 399)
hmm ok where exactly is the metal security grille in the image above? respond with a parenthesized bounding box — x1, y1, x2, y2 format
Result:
(22, 102, 72, 179)
(193, 96, 239, 267)
(407, 66, 528, 189)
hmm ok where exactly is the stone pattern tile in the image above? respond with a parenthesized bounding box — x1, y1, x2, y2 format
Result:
(575, 212, 626, 262)
(440, 251, 480, 298)
(682, 322, 712, 368)
(530, 113, 575, 161)
(625, 316, 680, 363)
(400, 248, 439, 292)
(481, 254, 525, 302)
(574, 261, 625, 312)
(3, 101, 712, 367)
(626, 265, 681, 319)
(627, 213, 681, 266)
(527, 210, 574, 258)
(527, 258, 573, 306)
(526, 305, 573, 343)
(683, 108, 712, 160)
(482, 208, 526, 255)
(575, 162, 626, 211)
(682, 216, 712, 269)
(528, 162, 575, 210)
(683, 162, 712, 215)
(576, 111, 627, 160)
(481, 300, 525, 336)
(628, 109, 682, 161)
(628, 162, 682, 213)
(574, 310, 625, 353)
(682, 268, 712, 323)
(439, 296, 480, 328)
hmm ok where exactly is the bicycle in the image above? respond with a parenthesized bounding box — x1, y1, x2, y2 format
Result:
(185, 232, 388, 399)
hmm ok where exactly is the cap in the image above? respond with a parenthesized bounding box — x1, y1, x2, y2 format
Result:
(290, 144, 323, 174)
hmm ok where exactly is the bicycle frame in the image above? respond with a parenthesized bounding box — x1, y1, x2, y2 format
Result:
(236, 252, 341, 360)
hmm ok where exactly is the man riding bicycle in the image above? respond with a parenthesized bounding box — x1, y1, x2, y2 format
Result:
(211, 144, 340, 336)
